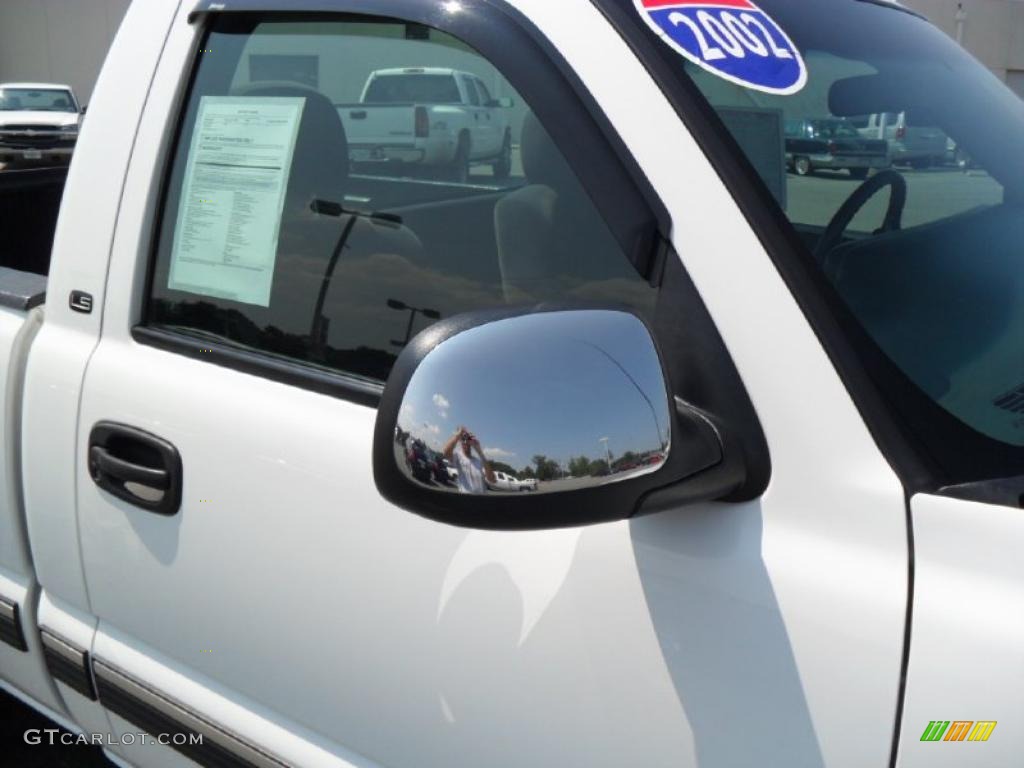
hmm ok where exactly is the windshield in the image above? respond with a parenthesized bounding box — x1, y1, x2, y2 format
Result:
(362, 74, 461, 104)
(616, 0, 1024, 482)
(0, 88, 76, 112)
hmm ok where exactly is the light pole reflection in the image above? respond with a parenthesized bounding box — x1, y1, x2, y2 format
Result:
(387, 298, 441, 349)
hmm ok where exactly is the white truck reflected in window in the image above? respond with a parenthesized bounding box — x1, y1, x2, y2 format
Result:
(338, 67, 515, 182)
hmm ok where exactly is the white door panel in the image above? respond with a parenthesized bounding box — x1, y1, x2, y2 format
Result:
(897, 494, 1024, 766)
(94, 625, 375, 768)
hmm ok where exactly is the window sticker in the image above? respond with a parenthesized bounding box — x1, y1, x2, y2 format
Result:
(168, 96, 305, 307)
(635, 0, 807, 95)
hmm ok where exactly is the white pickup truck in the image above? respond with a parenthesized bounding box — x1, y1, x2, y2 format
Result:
(0, 1, 1021, 767)
(489, 471, 538, 493)
(337, 67, 513, 181)
(0, 83, 82, 167)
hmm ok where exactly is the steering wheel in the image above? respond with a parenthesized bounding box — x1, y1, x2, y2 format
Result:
(814, 170, 908, 268)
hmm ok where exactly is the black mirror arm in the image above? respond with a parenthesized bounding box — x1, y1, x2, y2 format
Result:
(635, 398, 747, 516)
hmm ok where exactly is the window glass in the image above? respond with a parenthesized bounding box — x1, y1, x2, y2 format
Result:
(609, 0, 1024, 478)
(363, 73, 462, 104)
(684, 50, 1006, 234)
(250, 54, 319, 88)
(0, 88, 76, 112)
(145, 16, 655, 386)
(460, 76, 480, 106)
(475, 78, 493, 105)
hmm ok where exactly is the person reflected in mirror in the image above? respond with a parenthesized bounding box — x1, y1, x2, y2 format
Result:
(443, 426, 495, 494)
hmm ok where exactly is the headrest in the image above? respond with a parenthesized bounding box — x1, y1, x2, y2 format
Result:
(520, 111, 579, 191)
(232, 81, 349, 206)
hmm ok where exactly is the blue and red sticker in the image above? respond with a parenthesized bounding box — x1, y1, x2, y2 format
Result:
(635, 0, 807, 95)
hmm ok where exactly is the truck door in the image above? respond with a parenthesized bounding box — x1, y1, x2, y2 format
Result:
(458, 74, 491, 160)
(73, 1, 909, 767)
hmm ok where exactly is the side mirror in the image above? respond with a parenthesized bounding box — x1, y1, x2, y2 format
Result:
(488, 97, 514, 109)
(373, 308, 744, 530)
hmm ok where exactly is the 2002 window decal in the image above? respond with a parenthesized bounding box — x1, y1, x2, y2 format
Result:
(634, 0, 808, 95)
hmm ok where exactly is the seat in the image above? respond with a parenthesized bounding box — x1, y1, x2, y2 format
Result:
(493, 111, 634, 302)
(232, 81, 421, 256)
(229, 82, 423, 342)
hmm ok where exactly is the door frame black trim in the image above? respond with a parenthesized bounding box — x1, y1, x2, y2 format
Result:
(132, 326, 385, 408)
(887, 492, 917, 768)
(938, 476, 1024, 509)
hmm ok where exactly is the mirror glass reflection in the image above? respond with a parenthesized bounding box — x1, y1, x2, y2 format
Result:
(394, 310, 671, 496)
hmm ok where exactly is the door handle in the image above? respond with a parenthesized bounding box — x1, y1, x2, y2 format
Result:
(90, 447, 168, 489)
(88, 422, 182, 515)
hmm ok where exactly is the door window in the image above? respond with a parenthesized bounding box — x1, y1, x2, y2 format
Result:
(461, 75, 481, 106)
(142, 15, 655, 387)
(475, 78, 494, 106)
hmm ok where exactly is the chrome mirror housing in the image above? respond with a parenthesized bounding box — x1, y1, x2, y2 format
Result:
(373, 308, 733, 530)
